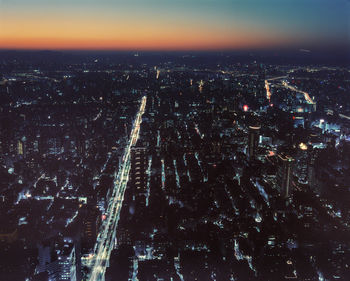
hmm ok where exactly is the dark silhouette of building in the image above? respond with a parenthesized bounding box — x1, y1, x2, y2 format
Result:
(81, 206, 100, 255)
(277, 154, 295, 198)
(247, 125, 260, 160)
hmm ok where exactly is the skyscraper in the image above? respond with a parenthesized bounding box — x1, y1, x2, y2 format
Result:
(130, 147, 148, 205)
(36, 239, 77, 281)
(247, 125, 261, 160)
(277, 154, 295, 198)
(46, 241, 77, 281)
(81, 205, 100, 255)
(295, 143, 308, 184)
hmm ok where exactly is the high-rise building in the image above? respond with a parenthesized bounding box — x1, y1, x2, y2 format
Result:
(295, 143, 308, 184)
(36, 239, 77, 281)
(307, 148, 319, 192)
(46, 241, 77, 281)
(277, 154, 295, 198)
(81, 206, 100, 255)
(247, 125, 261, 160)
(17, 137, 26, 157)
(36, 242, 52, 274)
(130, 147, 148, 205)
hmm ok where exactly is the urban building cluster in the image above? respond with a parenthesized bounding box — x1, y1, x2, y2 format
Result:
(0, 52, 349, 280)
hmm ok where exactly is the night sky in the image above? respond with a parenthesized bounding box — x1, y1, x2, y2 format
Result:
(0, 0, 349, 51)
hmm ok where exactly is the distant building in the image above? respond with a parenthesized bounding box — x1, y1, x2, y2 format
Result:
(277, 154, 295, 198)
(247, 125, 261, 160)
(257, 70, 267, 104)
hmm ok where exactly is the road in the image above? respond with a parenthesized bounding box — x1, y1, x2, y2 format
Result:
(264, 76, 287, 101)
(265, 80, 272, 101)
(87, 96, 147, 281)
(281, 80, 315, 105)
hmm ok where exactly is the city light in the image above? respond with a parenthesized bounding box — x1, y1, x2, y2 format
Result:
(0, 15, 348, 279)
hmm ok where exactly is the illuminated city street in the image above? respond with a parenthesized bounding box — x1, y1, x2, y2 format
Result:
(88, 96, 147, 281)
(282, 80, 316, 105)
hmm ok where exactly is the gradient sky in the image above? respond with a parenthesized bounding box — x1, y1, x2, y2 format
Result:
(0, 0, 349, 50)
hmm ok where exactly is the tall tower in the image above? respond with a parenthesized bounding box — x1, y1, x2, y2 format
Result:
(130, 147, 148, 205)
(247, 125, 261, 160)
(277, 154, 295, 198)
(296, 143, 308, 184)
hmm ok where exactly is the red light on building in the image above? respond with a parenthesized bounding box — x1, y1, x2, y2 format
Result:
(243, 105, 249, 112)
(292, 116, 296, 120)
(101, 214, 107, 221)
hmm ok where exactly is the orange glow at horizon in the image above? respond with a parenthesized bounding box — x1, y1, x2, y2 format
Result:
(0, 0, 348, 51)
(0, 36, 283, 51)
(0, 10, 296, 51)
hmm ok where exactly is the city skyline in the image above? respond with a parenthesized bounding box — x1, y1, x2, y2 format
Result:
(0, 43, 349, 281)
(0, 0, 349, 51)
(0, 1, 350, 280)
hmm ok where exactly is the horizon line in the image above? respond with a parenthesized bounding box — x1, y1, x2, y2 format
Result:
(0, 46, 349, 54)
